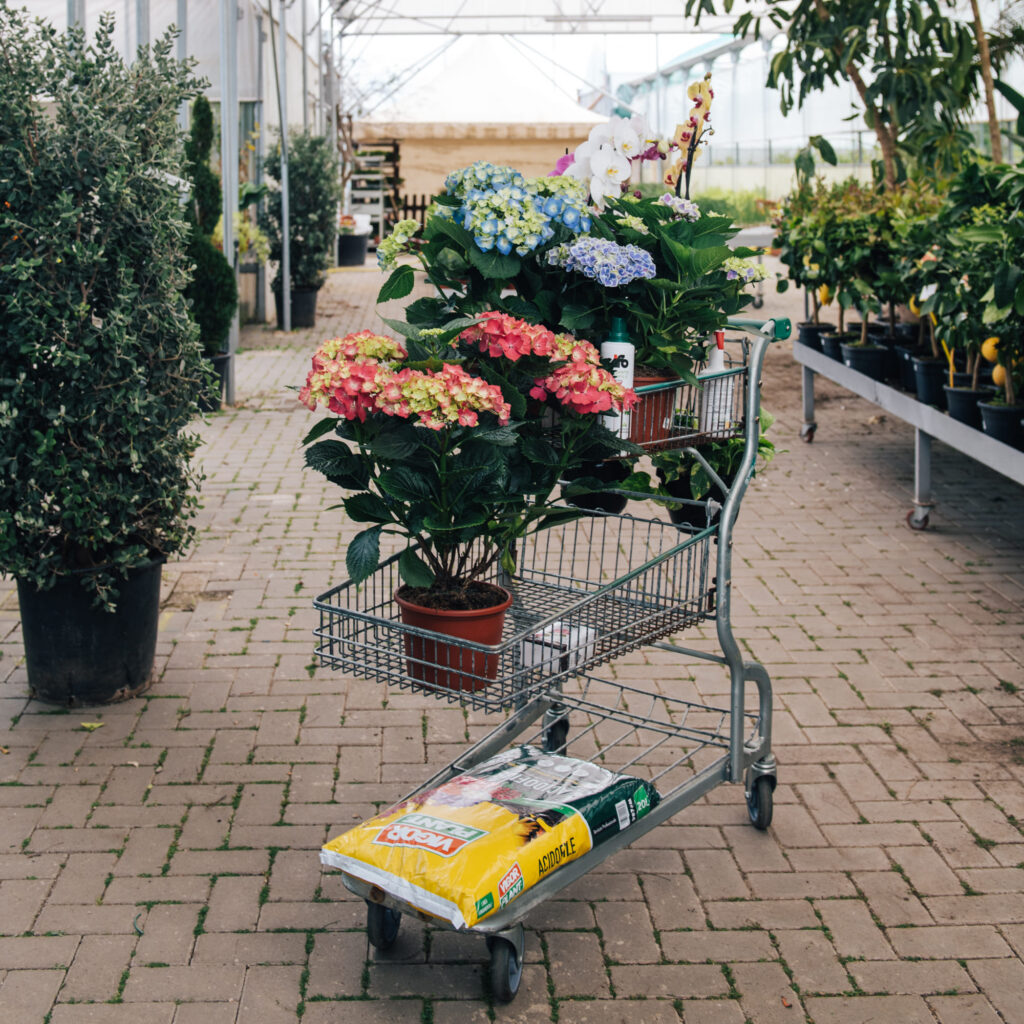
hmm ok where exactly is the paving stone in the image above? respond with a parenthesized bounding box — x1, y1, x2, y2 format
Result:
(122, 965, 245, 1003)
(805, 995, 937, 1024)
(706, 899, 818, 930)
(730, 961, 803, 1023)
(775, 929, 850, 994)
(60, 933, 136, 1002)
(927, 993, 1008, 1024)
(0, 936, 78, 969)
(203, 875, 264, 933)
(0, 969, 65, 1021)
(889, 844, 966, 896)
(51, 1004, 175, 1024)
(305, 931, 367, 999)
(301, 1000, 425, 1024)
(556, 1000, 681, 1023)
(546, 931, 610, 998)
(193, 932, 307, 965)
(594, 901, 660, 963)
(609, 963, 726, 998)
(964, 959, 1024, 1024)
(133, 904, 201, 965)
(850, 959, 976, 995)
(886, 925, 1012, 960)
(0, 877, 50, 933)
(236, 964, 302, 1024)
(659, 929, 774, 963)
(170, 1002, 239, 1024)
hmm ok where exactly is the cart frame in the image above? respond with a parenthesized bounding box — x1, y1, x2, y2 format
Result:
(316, 316, 789, 999)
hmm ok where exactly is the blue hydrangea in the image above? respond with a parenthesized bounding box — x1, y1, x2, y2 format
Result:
(557, 237, 657, 287)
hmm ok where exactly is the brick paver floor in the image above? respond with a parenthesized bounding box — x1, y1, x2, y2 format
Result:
(1, 261, 1022, 1023)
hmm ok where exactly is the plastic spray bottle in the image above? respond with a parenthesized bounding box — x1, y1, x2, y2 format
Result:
(698, 330, 734, 434)
(600, 317, 634, 439)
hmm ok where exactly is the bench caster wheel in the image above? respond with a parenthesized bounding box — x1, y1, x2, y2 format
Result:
(543, 718, 569, 753)
(906, 508, 930, 531)
(800, 424, 816, 443)
(486, 925, 524, 1003)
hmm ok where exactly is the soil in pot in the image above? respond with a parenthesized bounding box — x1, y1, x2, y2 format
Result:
(840, 342, 887, 382)
(17, 558, 163, 705)
(912, 356, 947, 409)
(395, 582, 513, 693)
(978, 401, 1024, 448)
(944, 385, 993, 428)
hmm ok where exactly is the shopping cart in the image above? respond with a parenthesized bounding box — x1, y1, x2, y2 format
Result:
(314, 316, 790, 1001)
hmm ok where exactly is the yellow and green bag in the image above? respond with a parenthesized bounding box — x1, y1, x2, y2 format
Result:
(321, 745, 659, 929)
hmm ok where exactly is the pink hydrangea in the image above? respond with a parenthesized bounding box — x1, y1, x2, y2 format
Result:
(530, 363, 639, 416)
(299, 331, 408, 419)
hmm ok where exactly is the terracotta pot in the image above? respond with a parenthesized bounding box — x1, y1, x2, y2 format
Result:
(630, 375, 677, 445)
(395, 585, 512, 693)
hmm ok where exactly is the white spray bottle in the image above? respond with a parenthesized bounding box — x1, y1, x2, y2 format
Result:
(600, 317, 635, 439)
(698, 330, 733, 435)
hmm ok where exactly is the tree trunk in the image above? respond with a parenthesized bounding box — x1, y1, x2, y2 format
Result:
(969, 0, 1003, 162)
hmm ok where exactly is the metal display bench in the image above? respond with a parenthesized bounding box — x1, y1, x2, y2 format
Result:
(793, 342, 1024, 529)
(314, 317, 791, 1002)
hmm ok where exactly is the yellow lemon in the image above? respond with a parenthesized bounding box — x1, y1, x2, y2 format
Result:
(818, 284, 832, 306)
(981, 336, 1000, 363)
(992, 364, 1007, 388)
(909, 296, 920, 315)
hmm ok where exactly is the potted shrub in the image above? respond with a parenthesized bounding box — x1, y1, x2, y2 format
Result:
(183, 96, 238, 411)
(0, 11, 205, 704)
(298, 314, 638, 691)
(338, 212, 371, 266)
(261, 129, 340, 329)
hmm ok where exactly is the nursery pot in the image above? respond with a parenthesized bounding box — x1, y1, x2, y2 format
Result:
(820, 332, 853, 360)
(197, 352, 231, 413)
(630, 375, 678, 445)
(17, 557, 163, 706)
(795, 322, 834, 350)
(561, 460, 630, 514)
(274, 285, 320, 330)
(840, 342, 887, 382)
(395, 584, 513, 693)
(912, 356, 948, 410)
(894, 346, 925, 391)
(337, 233, 369, 267)
(944, 385, 993, 428)
(978, 401, 1024, 448)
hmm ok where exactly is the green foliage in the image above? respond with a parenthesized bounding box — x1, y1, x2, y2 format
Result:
(261, 130, 341, 291)
(0, 6, 206, 608)
(185, 231, 237, 356)
(182, 95, 237, 354)
(686, 0, 995, 186)
(185, 95, 221, 235)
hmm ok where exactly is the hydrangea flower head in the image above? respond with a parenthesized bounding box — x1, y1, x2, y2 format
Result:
(557, 237, 657, 288)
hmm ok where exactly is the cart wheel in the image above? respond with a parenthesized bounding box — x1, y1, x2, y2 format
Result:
(543, 718, 569, 753)
(366, 902, 401, 951)
(800, 424, 816, 444)
(489, 936, 523, 1003)
(906, 508, 930, 531)
(751, 295, 764, 310)
(746, 775, 774, 831)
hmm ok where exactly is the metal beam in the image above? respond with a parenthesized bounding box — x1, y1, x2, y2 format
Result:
(220, 0, 240, 399)
(278, 0, 291, 332)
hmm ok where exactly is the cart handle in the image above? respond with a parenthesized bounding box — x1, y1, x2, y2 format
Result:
(726, 316, 791, 341)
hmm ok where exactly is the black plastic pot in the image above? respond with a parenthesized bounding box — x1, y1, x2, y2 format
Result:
(840, 342, 887, 382)
(795, 322, 834, 350)
(660, 471, 733, 530)
(561, 460, 630, 514)
(821, 332, 855, 360)
(978, 401, 1024, 448)
(197, 352, 231, 413)
(894, 346, 925, 391)
(274, 285, 320, 329)
(912, 356, 947, 409)
(943, 386, 992, 428)
(338, 233, 369, 267)
(17, 558, 163, 705)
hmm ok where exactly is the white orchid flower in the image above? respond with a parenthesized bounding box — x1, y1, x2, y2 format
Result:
(588, 122, 615, 147)
(589, 143, 631, 209)
(612, 119, 642, 161)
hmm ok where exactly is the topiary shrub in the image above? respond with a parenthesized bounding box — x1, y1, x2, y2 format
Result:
(183, 94, 237, 357)
(0, 6, 205, 608)
(261, 130, 340, 292)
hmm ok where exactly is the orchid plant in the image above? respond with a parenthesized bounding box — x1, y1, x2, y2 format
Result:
(299, 314, 637, 600)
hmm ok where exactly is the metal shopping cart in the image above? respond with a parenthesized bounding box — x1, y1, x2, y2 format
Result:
(313, 316, 791, 1002)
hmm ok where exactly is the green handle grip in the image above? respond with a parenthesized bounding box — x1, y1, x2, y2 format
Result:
(726, 317, 792, 341)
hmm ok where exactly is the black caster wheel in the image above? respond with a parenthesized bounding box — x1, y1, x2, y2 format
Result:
(746, 775, 774, 831)
(906, 508, 929, 531)
(366, 901, 401, 951)
(488, 935, 523, 1003)
(751, 295, 764, 310)
(543, 718, 569, 753)
(800, 425, 816, 444)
